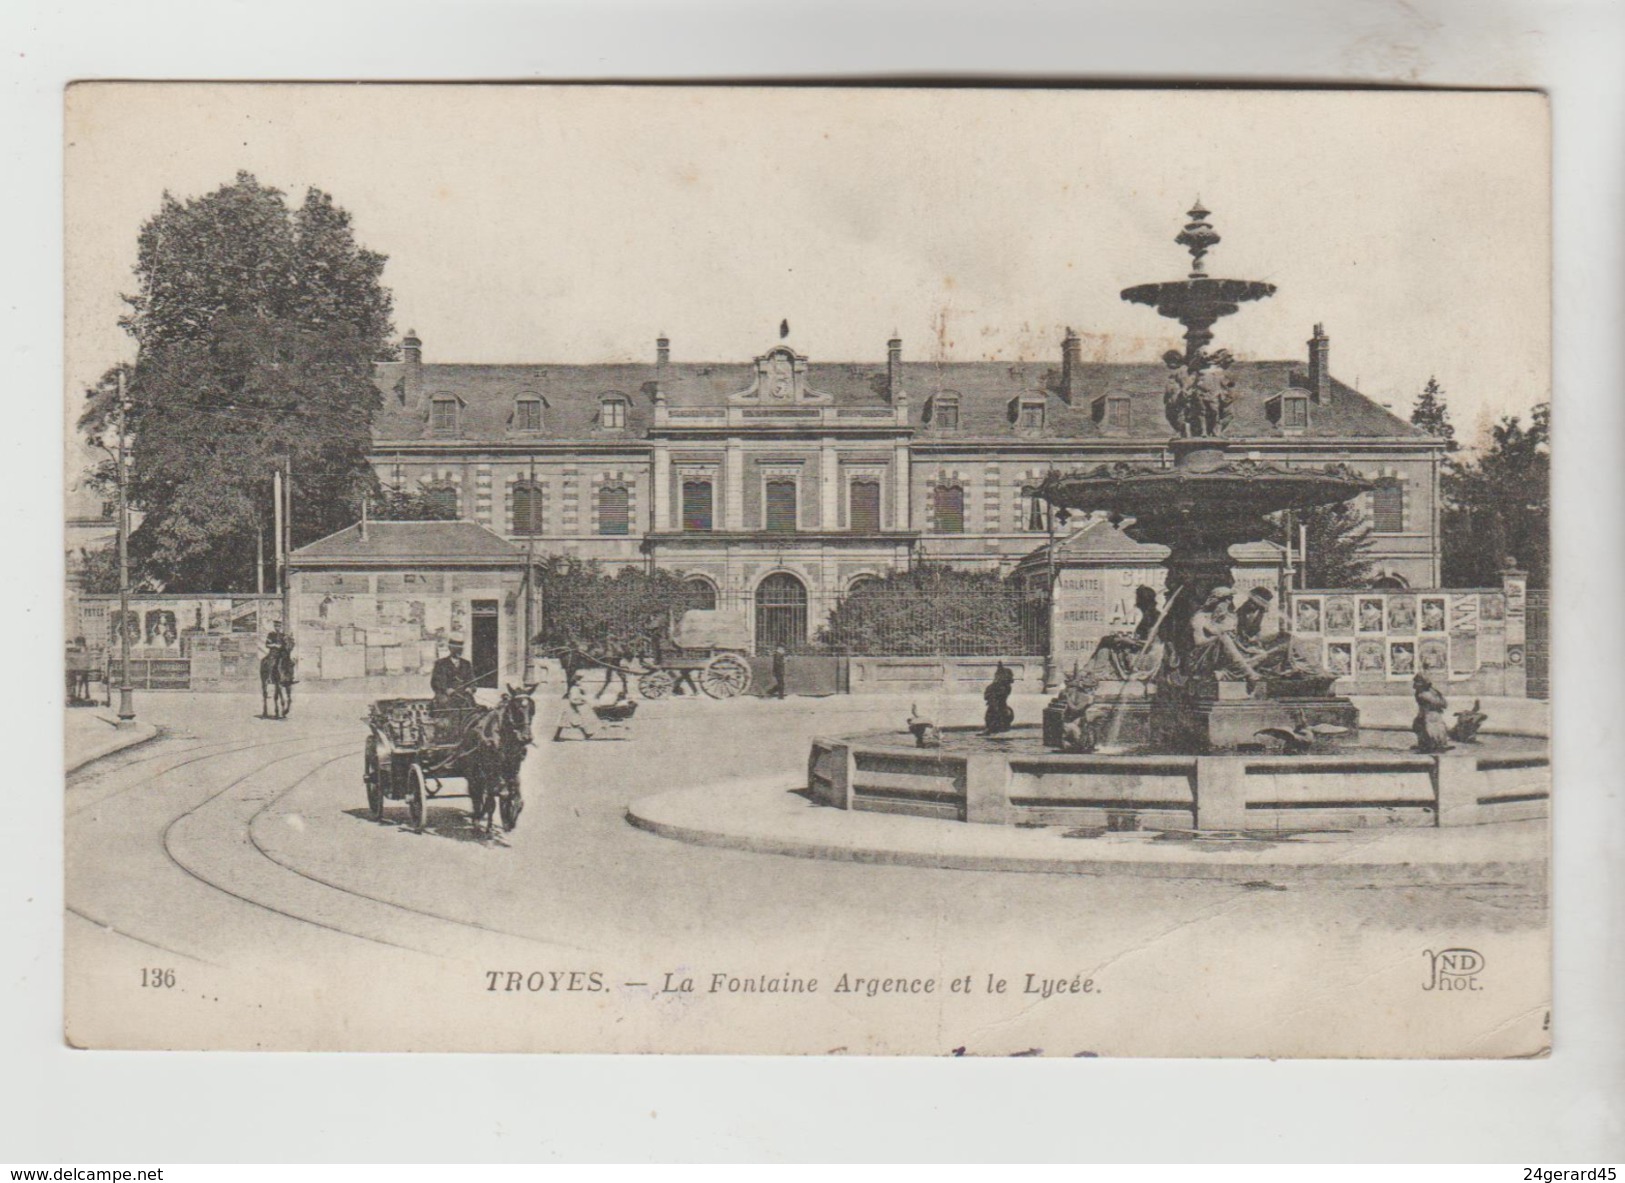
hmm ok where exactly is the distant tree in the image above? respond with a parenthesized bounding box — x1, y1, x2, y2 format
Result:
(78, 172, 393, 592)
(1442, 403, 1549, 588)
(1410, 376, 1459, 452)
(1300, 501, 1376, 588)
(1275, 501, 1376, 589)
(371, 489, 459, 521)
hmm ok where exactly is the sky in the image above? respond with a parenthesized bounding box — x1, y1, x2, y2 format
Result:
(64, 85, 1549, 450)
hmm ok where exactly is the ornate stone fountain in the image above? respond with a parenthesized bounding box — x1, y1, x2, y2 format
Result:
(802, 204, 1548, 833)
(1039, 203, 1371, 750)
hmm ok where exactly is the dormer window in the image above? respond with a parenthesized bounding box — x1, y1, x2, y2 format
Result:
(513, 396, 544, 433)
(928, 393, 960, 431)
(599, 397, 628, 430)
(430, 396, 460, 436)
(1011, 395, 1046, 432)
(1282, 395, 1309, 431)
(1091, 394, 1132, 436)
(1267, 391, 1311, 434)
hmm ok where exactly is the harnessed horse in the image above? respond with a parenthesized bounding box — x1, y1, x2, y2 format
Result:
(260, 644, 295, 719)
(455, 683, 538, 834)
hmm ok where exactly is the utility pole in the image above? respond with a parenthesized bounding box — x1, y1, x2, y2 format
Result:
(1282, 508, 1297, 594)
(279, 457, 293, 636)
(115, 371, 135, 724)
(1041, 477, 1060, 693)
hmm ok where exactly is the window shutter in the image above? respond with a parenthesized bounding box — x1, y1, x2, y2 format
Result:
(598, 485, 630, 535)
(512, 483, 544, 535)
(849, 480, 881, 533)
(681, 481, 713, 531)
(1372, 481, 1404, 533)
(765, 480, 798, 533)
(933, 485, 965, 533)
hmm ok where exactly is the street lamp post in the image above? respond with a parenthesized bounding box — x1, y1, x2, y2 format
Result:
(115, 371, 135, 724)
(1041, 486, 1062, 693)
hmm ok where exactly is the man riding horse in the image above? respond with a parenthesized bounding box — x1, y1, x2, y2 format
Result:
(260, 622, 296, 718)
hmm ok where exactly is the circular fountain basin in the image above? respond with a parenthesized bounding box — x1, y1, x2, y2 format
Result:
(807, 725, 1548, 833)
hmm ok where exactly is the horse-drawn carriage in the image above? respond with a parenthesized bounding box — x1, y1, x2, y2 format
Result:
(634, 609, 753, 699)
(363, 685, 537, 834)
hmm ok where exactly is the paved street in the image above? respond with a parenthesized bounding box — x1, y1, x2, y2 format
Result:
(65, 690, 1548, 1055)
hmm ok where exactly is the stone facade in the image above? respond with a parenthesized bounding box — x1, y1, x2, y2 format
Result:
(369, 328, 1447, 654)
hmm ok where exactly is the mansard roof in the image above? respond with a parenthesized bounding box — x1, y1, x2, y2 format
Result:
(371, 355, 1430, 445)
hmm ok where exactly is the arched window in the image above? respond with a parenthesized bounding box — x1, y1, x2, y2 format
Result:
(755, 572, 808, 654)
(846, 573, 882, 594)
(597, 484, 630, 535)
(682, 575, 719, 610)
(422, 482, 459, 518)
(513, 397, 544, 433)
(849, 479, 881, 533)
(511, 481, 545, 536)
(932, 485, 965, 533)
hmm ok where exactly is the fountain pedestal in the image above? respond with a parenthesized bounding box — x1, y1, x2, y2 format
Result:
(1149, 695, 1360, 752)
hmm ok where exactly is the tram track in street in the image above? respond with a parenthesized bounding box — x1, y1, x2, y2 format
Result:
(155, 740, 436, 957)
(242, 763, 589, 955)
(137, 733, 584, 963)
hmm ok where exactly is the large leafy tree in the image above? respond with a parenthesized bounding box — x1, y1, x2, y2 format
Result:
(79, 172, 393, 592)
(1442, 403, 1549, 588)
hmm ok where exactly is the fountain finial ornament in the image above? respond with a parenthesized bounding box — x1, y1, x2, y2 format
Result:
(1121, 202, 1276, 438)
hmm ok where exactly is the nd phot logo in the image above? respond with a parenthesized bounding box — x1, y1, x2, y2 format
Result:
(1423, 947, 1484, 991)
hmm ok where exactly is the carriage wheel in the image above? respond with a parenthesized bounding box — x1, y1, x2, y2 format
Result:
(638, 670, 676, 699)
(701, 654, 752, 699)
(407, 763, 428, 832)
(500, 786, 523, 832)
(364, 738, 385, 821)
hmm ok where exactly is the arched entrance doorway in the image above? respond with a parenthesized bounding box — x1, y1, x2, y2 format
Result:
(755, 572, 807, 654)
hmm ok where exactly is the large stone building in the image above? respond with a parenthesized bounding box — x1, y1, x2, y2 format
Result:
(367, 325, 1444, 654)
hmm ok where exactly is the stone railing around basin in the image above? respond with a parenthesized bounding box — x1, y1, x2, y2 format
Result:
(807, 726, 1548, 832)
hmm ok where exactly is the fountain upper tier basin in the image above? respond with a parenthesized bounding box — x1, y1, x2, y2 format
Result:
(1038, 445, 1373, 540)
(1119, 276, 1277, 324)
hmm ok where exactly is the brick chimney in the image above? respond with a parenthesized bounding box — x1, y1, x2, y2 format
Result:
(1060, 327, 1081, 403)
(1308, 323, 1331, 404)
(652, 333, 670, 407)
(886, 336, 903, 403)
(402, 329, 423, 403)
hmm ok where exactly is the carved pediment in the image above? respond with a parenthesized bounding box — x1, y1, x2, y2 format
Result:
(728, 345, 833, 405)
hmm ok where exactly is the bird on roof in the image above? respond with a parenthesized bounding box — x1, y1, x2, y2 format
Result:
(780, 319, 790, 339)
